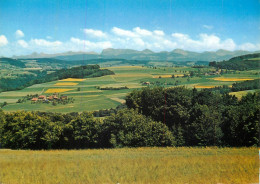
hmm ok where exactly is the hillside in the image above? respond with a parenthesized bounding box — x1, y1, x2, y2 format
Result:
(209, 53, 260, 70)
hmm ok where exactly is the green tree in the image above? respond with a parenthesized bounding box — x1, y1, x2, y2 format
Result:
(100, 109, 175, 148)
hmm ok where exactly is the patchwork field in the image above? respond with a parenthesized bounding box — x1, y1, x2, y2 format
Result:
(0, 66, 259, 113)
(0, 147, 257, 184)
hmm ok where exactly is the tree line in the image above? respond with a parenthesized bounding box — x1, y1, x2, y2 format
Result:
(0, 86, 258, 149)
(0, 109, 173, 149)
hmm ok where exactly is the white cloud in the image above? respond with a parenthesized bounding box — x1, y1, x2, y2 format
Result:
(154, 30, 165, 36)
(172, 33, 237, 51)
(0, 27, 259, 57)
(172, 33, 190, 41)
(133, 38, 145, 47)
(238, 42, 260, 51)
(84, 29, 107, 38)
(15, 30, 24, 38)
(17, 40, 28, 48)
(111, 27, 137, 38)
(0, 35, 8, 46)
(203, 25, 213, 30)
(133, 27, 153, 36)
(30, 39, 62, 47)
(70, 37, 112, 51)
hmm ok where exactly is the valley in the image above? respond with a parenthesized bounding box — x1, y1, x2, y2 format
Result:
(0, 64, 259, 113)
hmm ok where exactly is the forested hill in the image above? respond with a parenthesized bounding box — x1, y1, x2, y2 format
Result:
(209, 53, 260, 70)
(0, 64, 114, 92)
(0, 57, 26, 68)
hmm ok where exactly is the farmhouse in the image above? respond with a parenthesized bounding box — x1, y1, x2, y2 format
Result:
(31, 98, 38, 102)
(48, 96, 54, 100)
(38, 95, 46, 100)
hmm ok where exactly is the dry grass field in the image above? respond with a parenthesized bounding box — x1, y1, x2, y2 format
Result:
(0, 147, 258, 184)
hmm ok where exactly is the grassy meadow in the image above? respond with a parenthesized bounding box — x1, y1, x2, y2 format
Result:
(0, 66, 259, 113)
(0, 147, 258, 184)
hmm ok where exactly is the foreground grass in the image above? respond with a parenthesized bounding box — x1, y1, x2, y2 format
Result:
(0, 147, 258, 184)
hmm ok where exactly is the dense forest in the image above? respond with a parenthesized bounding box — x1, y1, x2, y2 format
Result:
(0, 65, 114, 92)
(0, 87, 258, 149)
(209, 53, 260, 70)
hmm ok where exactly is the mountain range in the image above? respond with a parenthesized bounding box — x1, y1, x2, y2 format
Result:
(13, 49, 259, 62)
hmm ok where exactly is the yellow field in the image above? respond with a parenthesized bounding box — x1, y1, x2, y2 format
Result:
(59, 78, 85, 82)
(44, 88, 73, 93)
(54, 82, 78, 86)
(213, 78, 254, 81)
(0, 147, 257, 184)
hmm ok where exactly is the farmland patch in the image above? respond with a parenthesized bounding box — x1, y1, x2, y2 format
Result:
(45, 89, 73, 93)
(213, 78, 254, 82)
(59, 78, 86, 82)
(54, 82, 78, 86)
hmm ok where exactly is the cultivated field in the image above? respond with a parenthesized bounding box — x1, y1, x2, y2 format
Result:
(1, 66, 259, 113)
(0, 147, 257, 184)
(229, 89, 259, 99)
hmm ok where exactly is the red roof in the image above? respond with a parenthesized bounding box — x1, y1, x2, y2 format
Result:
(31, 98, 38, 101)
(38, 95, 46, 99)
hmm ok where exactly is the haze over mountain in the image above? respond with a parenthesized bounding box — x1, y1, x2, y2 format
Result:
(14, 49, 258, 62)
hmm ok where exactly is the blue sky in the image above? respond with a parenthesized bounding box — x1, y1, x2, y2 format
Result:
(0, 0, 259, 56)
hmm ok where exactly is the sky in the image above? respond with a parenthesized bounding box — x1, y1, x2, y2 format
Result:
(0, 0, 259, 57)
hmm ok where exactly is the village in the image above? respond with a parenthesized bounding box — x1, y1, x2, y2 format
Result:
(16, 93, 75, 106)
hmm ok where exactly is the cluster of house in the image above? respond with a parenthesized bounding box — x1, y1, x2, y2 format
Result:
(31, 94, 68, 103)
(204, 69, 221, 76)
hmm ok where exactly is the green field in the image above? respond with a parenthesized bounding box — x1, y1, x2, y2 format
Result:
(0, 147, 257, 184)
(230, 89, 260, 99)
(1, 66, 259, 113)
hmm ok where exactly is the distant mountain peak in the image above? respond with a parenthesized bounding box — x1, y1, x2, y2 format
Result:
(141, 49, 154, 54)
(12, 48, 258, 62)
